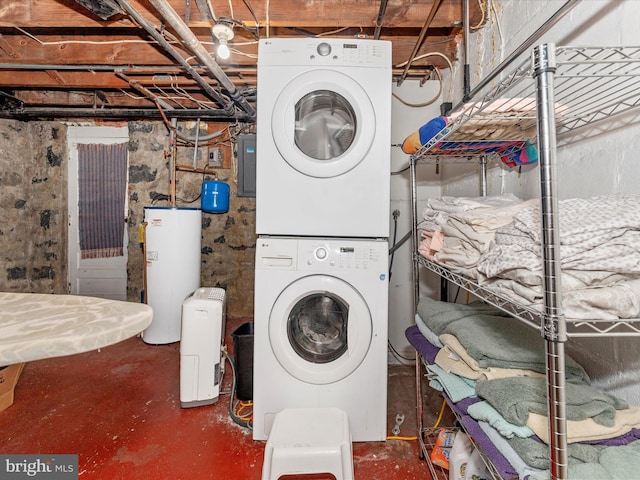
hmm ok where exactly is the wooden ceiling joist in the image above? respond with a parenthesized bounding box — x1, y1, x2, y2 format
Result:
(0, 0, 486, 120)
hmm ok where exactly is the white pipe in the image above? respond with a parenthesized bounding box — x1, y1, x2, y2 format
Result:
(147, 0, 255, 118)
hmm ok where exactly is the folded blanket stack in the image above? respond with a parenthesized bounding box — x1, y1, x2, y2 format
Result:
(417, 193, 640, 321)
(414, 297, 640, 479)
(418, 194, 533, 278)
(477, 194, 640, 320)
(417, 296, 589, 382)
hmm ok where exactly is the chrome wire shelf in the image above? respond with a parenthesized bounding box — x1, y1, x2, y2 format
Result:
(417, 425, 456, 480)
(410, 43, 640, 480)
(415, 255, 640, 337)
(416, 357, 507, 480)
(411, 45, 640, 160)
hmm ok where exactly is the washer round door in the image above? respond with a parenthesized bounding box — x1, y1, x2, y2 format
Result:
(271, 69, 376, 178)
(269, 275, 373, 385)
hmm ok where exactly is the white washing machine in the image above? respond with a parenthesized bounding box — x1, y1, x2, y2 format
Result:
(256, 38, 392, 238)
(253, 236, 388, 442)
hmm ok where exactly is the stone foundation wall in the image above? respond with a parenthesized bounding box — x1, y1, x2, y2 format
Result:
(0, 119, 255, 318)
(126, 121, 256, 318)
(0, 119, 68, 294)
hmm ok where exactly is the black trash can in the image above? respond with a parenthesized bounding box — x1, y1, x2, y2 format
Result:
(231, 322, 254, 401)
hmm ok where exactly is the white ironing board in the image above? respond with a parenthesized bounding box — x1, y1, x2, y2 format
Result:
(0, 292, 153, 367)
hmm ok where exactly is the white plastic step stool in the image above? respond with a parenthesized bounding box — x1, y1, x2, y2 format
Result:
(261, 407, 354, 480)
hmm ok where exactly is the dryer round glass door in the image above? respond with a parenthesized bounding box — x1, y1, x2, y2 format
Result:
(269, 275, 373, 385)
(294, 90, 356, 161)
(271, 69, 376, 178)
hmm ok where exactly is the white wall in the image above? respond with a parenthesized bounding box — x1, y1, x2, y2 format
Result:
(388, 80, 443, 363)
(438, 0, 640, 401)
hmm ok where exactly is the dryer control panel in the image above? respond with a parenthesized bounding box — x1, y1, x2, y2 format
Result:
(258, 37, 391, 68)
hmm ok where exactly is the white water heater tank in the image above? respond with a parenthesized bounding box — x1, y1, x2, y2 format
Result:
(143, 206, 201, 344)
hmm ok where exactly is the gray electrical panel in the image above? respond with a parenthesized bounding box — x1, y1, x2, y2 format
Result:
(237, 134, 256, 197)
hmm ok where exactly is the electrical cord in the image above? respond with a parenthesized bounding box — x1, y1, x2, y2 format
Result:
(387, 435, 418, 441)
(387, 209, 418, 363)
(389, 230, 412, 255)
(388, 339, 415, 364)
(391, 67, 443, 108)
(388, 209, 399, 279)
(223, 349, 253, 429)
(387, 375, 450, 441)
(388, 210, 413, 276)
(433, 398, 448, 428)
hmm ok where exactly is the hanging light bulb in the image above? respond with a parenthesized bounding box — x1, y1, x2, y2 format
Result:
(212, 23, 234, 60)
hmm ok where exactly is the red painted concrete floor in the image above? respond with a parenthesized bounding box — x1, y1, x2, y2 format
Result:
(0, 317, 449, 479)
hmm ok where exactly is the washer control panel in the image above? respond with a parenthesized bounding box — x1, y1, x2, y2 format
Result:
(314, 246, 329, 260)
(302, 239, 386, 271)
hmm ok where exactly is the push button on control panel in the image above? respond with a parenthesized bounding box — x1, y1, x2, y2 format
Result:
(315, 246, 328, 260)
(317, 42, 332, 56)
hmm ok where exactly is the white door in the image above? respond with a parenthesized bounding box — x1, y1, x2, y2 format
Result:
(67, 126, 129, 300)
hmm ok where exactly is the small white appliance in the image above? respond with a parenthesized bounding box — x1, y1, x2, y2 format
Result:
(180, 287, 226, 408)
(256, 38, 392, 238)
(253, 237, 388, 441)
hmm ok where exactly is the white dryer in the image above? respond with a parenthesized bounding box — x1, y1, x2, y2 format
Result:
(256, 38, 392, 238)
(253, 236, 388, 442)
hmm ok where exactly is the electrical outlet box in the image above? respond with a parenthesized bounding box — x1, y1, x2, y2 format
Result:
(208, 147, 224, 167)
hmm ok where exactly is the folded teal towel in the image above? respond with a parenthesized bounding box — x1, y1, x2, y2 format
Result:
(508, 435, 604, 470)
(426, 363, 476, 403)
(467, 400, 534, 438)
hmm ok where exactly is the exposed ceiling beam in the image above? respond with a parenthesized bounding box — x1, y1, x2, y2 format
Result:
(0, 0, 486, 120)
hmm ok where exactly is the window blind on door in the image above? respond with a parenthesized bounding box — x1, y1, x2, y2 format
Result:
(78, 142, 128, 259)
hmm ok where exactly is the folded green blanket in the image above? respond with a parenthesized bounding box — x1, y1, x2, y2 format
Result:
(417, 296, 510, 335)
(417, 296, 590, 382)
(525, 438, 640, 480)
(508, 435, 604, 470)
(476, 376, 629, 427)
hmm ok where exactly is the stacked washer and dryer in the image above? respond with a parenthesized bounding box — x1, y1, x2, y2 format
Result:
(253, 38, 392, 442)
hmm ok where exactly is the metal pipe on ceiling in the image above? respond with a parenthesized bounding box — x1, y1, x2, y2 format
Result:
(2, 108, 254, 121)
(397, 0, 444, 86)
(0, 63, 121, 71)
(194, 0, 213, 21)
(147, 0, 256, 119)
(116, 71, 175, 111)
(454, 0, 580, 109)
(115, 0, 236, 115)
(463, 0, 470, 101)
(117, 71, 229, 142)
(373, 0, 389, 40)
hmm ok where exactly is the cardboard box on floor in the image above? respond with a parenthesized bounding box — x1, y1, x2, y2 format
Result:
(0, 363, 25, 412)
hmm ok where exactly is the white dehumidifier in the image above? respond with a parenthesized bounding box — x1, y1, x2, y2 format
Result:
(180, 287, 226, 408)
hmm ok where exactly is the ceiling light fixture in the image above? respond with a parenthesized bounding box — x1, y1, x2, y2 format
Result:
(212, 23, 234, 60)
